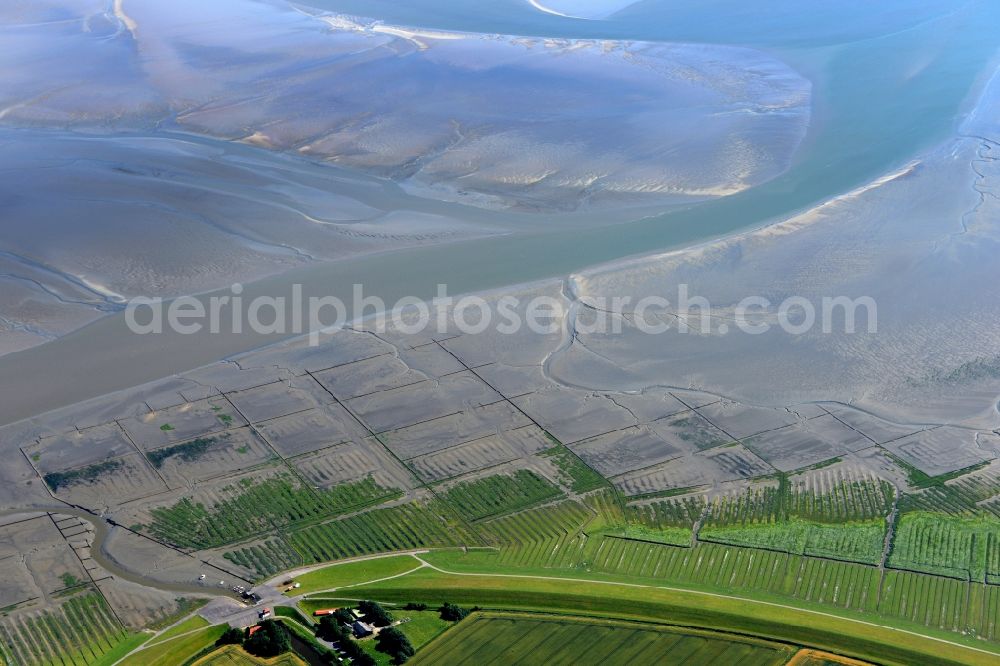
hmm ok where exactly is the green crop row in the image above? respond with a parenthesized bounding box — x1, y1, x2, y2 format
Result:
(144, 474, 400, 549)
(0, 591, 134, 666)
(411, 612, 793, 666)
(283, 500, 476, 565)
(481, 500, 591, 546)
(146, 436, 217, 468)
(705, 475, 893, 528)
(43, 460, 123, 492)
(700, 519, 885, 565)
(539, 447, 607, 492)
(887, 512, 1000, 581)
(442, 470, 563, 522)
(225, 537, 303, 578)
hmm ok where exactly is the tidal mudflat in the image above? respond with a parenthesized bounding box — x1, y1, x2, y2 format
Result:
(0, 0, 810, 360)
(549, 69, 1000, 429)
(3, 0, 810, 212)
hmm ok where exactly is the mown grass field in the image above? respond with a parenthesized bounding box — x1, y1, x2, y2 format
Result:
(119, 624, 227, 666)
(357, 610, 453, 666)
(411, 612, 794, 665)
(349, 564, 1000, 666)
(147, 614, 210, 645)
(288, 554, 423, 595)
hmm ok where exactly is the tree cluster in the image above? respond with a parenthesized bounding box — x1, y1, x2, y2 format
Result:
(244, 619, 291, 658)
(438, 602, 469, 622)
(315, 615, 375, 666)
(358, 600, 393, 627)
(375, 627, 415, 664)
(215, 626, 245, 646)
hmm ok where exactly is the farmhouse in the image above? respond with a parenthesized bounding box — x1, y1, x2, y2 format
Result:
(352, 620, 374, 638)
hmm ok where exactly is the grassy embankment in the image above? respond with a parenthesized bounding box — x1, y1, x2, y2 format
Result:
(328, 551, 1000, 666)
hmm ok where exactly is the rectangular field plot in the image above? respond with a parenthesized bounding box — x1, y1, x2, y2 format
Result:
(887, 512, 1000, 580)
(742, 415, 873, 472)
(292, 439, 410, 490)
(615, 445, 772, 497)
(882, 427, 994, 477)
(0, 555, 37, 609)
(225, 377, 331, 423)
(0, 591, 134, 666)
(877, 569, 984, 634)
(0, 514, 87, 602)
(280, 500, 476, 566)
(649, 410, 734, 452)
(484, 500, 592, 547)
(823, 405, 919, 444)
(148, 428, 275, 486)
(439, 320, 561, 369)
(379, 402, 531, 460)
(512, 388, 638, 444)
(249, 327, 393, 375)
(44, 452, 166, 505)
(441, 470, 563, 522)
(347, 371, 502, 434)
(694, 400, 801, 439)
(698, 519, 885, 565)
(410, 612, 794, 666)
(787, 466, 895, 521)
(179, 360, 289, 394)
(472, 363, 551, 397)
(569, 426, 688, 477)
(408, 433, 524, 483)
(313, 344, 463, 401)
(121, 397, 246, 449)
(602, 497, 705, 546)
(255, 405, 367, 458)
(24, 424, 134, 475)
(139, 469, 400, 550)
(606, 389, 688, 423)
(580, 539, 883, 615)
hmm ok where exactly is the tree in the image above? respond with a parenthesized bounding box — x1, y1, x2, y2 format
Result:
(358, 600, 393, 627)
(216, 626, 244, 646)
(375, 626, 415, 664)
(351, 652, 377, 666)
(338, 637, 371, 665)
(244, 619, 291, 658)
(403, 602, 427, 611)
(333, 608, 355, 625)
(316, 615, 351, 643)
(438, 602, 468, 622)
(352, 653, 377, 666)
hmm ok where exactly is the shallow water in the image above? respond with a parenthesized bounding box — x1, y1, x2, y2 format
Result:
(1, 0, 998, 424)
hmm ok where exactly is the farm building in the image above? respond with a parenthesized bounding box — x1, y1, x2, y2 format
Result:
(352, 620, 374, 638)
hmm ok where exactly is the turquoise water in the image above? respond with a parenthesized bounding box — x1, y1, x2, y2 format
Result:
(304, 0, 1000, 262)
